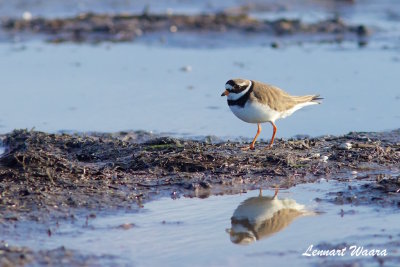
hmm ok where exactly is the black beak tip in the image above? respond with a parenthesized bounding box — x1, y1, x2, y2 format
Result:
(221, 93, 225, 97)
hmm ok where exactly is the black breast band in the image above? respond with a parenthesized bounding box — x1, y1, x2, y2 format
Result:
(227, 82, 254, 108)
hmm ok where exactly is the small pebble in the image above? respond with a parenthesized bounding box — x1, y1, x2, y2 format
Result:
(22, 11, 32, 21)
(117, 223, 135, 230)
(134, 28, 143, 36)
(181, 65, 192, 72)
(271, 42, 279, 48)
(311, 153, 320, 159)
(339, 142, 352, 150)
(321, 156, 329, 162)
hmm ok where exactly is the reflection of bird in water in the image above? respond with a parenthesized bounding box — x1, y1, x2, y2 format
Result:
(228, 189, 310, 245)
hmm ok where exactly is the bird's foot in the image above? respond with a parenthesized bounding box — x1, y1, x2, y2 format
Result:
(241, 145, 255, 151)
(266, 141, 275, 149)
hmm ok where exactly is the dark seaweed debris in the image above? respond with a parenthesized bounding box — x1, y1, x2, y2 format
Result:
(0, 11, 369, 43)
(326, 175, 400, 207)
(0, 129, 399, 220)
(0, 241, 115, 266)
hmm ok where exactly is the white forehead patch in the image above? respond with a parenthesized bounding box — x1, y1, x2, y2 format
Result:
(225, 84, 233, 90)
(227, 80, 252, 101)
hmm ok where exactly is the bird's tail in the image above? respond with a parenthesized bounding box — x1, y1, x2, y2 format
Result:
(293, 94, 323, 105)
(311, 95, 323, 104)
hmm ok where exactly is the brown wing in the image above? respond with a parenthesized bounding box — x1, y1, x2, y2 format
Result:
(250, 80, 318, 112)
(256, 208, 303, 240)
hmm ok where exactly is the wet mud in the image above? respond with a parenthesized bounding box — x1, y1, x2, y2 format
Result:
(1, 129, 399, 266)
(1, 11, 369, 43)
(0, 129, 399, 218)
(323, 176, 400, 208)
(0, 241, 116, 267)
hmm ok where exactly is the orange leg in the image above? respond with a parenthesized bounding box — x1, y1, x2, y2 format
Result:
(273, 186, 279, 198)
(242, 123, 262, 150)
(250, 123, 262, 150)
(268, 121, 277, 148)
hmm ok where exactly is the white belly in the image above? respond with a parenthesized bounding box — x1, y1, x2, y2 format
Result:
(229, 100, 281, 123)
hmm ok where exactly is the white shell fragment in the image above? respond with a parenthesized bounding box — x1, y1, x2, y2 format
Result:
(338, 142, 352, 150)
(22, 11, 32, 21)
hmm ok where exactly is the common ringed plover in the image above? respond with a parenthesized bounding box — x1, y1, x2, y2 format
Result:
(221, 79, 322, 150)
(228, 189, 308, 244)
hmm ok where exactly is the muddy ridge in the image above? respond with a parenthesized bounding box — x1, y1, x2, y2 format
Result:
(0, 241, 111, 267)
(1, 11, 369, 43)
(0, 129, 399, 220)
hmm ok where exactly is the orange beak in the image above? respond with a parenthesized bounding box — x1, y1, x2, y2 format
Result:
(221, 90, 229, 97)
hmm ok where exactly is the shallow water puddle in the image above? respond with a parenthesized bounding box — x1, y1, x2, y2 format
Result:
(0, 42, 399, 139)
(3, 180, 399, 266)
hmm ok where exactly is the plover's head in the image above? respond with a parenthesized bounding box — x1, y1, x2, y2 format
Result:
(227, 195, 307, 244)
(221, 79, 252, 100)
